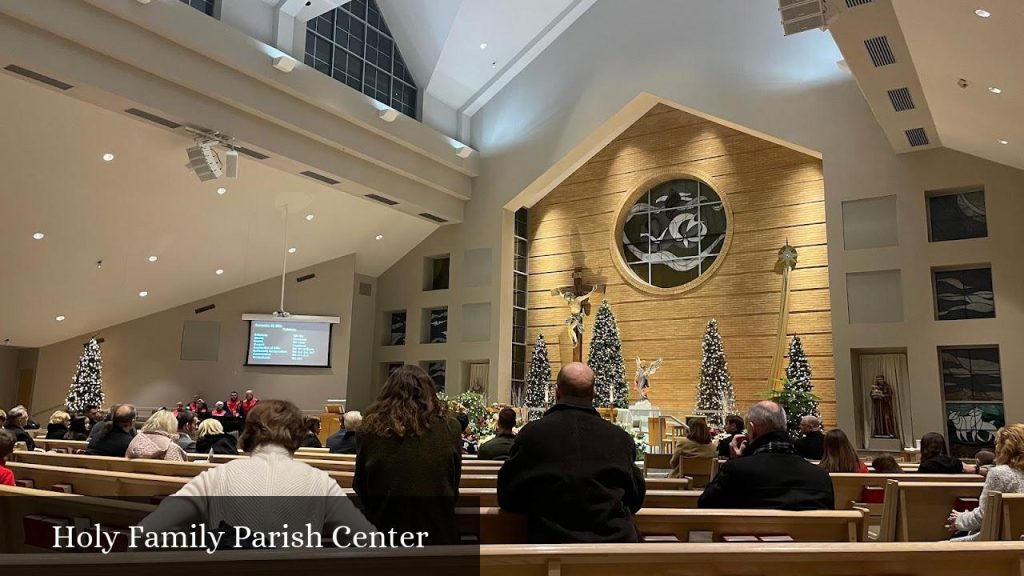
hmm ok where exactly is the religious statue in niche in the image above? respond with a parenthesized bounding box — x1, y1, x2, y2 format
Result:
(634, 357, 663, 403)
(870, 375, 898, 438)
(550, 268, 603, 362)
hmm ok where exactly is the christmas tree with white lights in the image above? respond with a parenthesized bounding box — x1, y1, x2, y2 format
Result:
(525, 334, 552, 420)
(588, 300, 628, 409)
(66, 337, 105, 413)
(694, 319, 735, 428)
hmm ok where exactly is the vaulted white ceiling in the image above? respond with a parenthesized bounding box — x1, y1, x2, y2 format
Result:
(0, 71, 434, 348)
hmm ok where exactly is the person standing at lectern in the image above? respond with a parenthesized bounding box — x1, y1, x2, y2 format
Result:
(498, 362, 646, 543)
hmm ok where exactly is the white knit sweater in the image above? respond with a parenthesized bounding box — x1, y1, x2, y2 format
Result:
(954, 464, 1024, 540)
(140, 444, 374, 538)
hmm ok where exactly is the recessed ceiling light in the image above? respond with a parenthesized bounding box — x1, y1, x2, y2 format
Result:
(216, 187, 227, 195)
(215, 268, 224, 275)
(988, 86, 1002, 94)
(147, 255, 158, 263)
(305, 214, 315, 222)
(975, 8, 991, 17)
(288, 247, 297, 254)
(55, 315, 65, 322)
(375, 234, 384, 240)
(32, 232, 45, 240)
(138, 290, 149, 298)
(491, 61, 497, 68)
(998, 139, 1009, 145)
(480, 42, 488, 50)
(102, 153, 114, 162)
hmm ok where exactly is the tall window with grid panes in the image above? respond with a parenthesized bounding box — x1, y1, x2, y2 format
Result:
(304, 0, 417, 119)
(512, 209, 529, 405)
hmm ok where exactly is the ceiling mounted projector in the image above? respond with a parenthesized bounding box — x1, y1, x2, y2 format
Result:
(185, 141, 223, 182)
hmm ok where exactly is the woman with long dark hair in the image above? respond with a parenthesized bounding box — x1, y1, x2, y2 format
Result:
(918, 432, 965, 474)
(819, 429, 868, 473)
(354, 365, 461, 545)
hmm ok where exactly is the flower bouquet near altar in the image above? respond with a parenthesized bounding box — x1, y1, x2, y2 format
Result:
(616, 421, 649, 460)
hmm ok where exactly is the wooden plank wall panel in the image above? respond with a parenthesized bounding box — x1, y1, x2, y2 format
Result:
(526, 106, 834, 425)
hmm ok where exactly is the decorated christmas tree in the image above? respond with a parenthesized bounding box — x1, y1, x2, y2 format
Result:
(66, 337, 105, 413)
(524, 334, 552, 417)
(587, 300, 628, 409)
(694, 319, 735, 428)
(776, 334, 820, 437)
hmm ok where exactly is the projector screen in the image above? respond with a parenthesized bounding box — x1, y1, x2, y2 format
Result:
(246, 320, 332, 367)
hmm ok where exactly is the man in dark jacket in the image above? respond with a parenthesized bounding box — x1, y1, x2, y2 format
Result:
(698, 401, 834, 510)
(327, 411, 360, 454)
(498, 362, 646, 543)
(85, 404, 137, 457)
(478, 408, 517, 460)
(716, 414, 745, 458)
(794, 415, 825, 460)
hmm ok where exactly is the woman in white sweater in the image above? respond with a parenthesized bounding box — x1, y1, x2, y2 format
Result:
(947, 423, 1024, 540)
(141, 399, 373, 543)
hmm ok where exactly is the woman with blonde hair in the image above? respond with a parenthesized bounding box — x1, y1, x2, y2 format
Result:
(46, 410, 71, 440)
(194, 417, 237, 455)
(947, 424, 1024, 540)
(819, 429, 868, 473)
(126, 410, 187, 461)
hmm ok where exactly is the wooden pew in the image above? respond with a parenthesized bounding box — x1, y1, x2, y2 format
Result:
(5, 462, 189, 498)
(4, 542, 1024, 576)
(12, 451, 215, 477)
(981, 492, 1024, 541)
(831, 473, 981, 510)
(470, 507, 864, 543)
(878, 480, 984, 542)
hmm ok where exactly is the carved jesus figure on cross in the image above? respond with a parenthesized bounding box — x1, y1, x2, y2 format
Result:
(550, 268, 603, 362)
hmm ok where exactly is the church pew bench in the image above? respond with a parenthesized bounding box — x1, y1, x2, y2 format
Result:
(980, 492, 1024, 541)
(831, 473, 981, 510)
(4, 462, 189, 498)
(468, 507, 865, 543)
(11, 451, 216, 477)
(877, 480, 984, 542)
(5, 542, 1024, 576)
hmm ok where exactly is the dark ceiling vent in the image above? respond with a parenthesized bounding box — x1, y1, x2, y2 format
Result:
(359, 282, 373, 296)
(365, 193, 399, 206)
(3, 64, 73, 90)
(300, 170, 340, 185)
(125, 107, 181, 129)
(419, 212, 448, 224)
(905, 128, 929, 147)
(864, 35, 896, 67)
(845, 0, 872, 7)
(194, 303, 216, 314)
(296, 273, 316, 283)
(887, 87, 915, 112)
(235, 146, 269, 160)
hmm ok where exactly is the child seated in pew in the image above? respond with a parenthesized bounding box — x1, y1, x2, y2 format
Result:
(947, 424, 1024, 541)
(975, 449, 995, 478)
(870, 455, 903, 474)
(0, 429, 15, 486)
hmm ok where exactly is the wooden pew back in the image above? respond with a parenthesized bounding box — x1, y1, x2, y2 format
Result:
(831, 473, 981, 510)
(5, 462, 189, 498)
(12, 451, 215, 477)
(878, 480, 984, 542)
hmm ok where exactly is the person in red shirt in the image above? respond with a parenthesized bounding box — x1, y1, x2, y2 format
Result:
(225, 391, 242, 417)
(209, 401, 227, 417)
(0, 429, 16, 486)
(241, 390, 259, 416)
(188, 395, 200, 413)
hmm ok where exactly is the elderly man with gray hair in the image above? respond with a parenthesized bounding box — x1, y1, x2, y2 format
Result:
(698, 401, 834, 510)
(794, 414, 825, 460)
(327, 410, 362, 454)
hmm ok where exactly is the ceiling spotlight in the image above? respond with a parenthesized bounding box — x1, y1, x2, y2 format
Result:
(998, 139, 1009, 145)
(480, 43, 488, 50)
(215, 269, 224, 275)
(305, 214, 315, 222)
(975, 8, 991, 17)
(375, 234, 384, 240)
(491, 61, 497, 68)
(148, 255, 158, 263)
(454, 145, 475, 159)
(102, 153, 115, 162)
(989, 86, 1002, 94)
(185, 140, 223, 182)
(378, 107, 400, 122)
(32, 232, 45, 240)
(272, 54, 298, 73)
(55, 315, 65, 322)
(138, 290, 149, 298)
(216, 187, 227, 195)
(288, 247, 297, 254)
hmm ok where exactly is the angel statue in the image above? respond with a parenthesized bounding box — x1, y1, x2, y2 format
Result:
(551, 284, 601, 352)
(634, 356, 663, 402)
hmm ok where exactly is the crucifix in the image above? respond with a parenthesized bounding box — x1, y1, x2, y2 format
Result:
(550, 268, 604, 362)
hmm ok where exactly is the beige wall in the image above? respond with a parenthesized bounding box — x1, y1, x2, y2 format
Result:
(0, 347, 20, 410)
(30, 254, 365, 417)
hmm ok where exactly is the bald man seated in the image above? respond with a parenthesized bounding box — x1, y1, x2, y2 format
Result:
(698, 401, 833, 510)
(85, 404, 138, 458)
(497, 362, 646, 543)
(794, 415, 825, 460)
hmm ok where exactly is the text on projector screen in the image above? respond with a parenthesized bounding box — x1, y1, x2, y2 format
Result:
(247, 321, 331, 367)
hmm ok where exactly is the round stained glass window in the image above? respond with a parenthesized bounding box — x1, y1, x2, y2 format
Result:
(619, 178, 729, 290)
